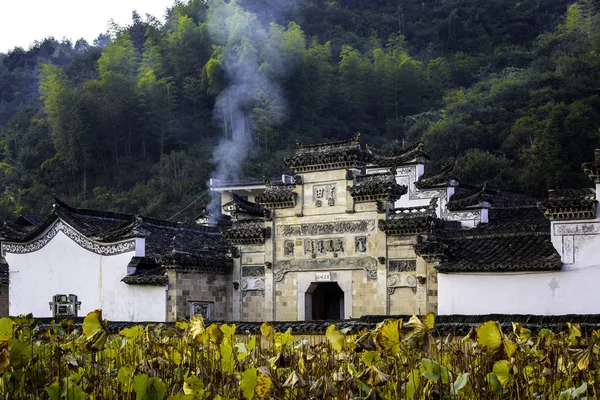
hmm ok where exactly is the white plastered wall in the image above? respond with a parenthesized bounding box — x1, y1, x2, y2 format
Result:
(438, 267, 600, 315)
(6, 230, 166, 321)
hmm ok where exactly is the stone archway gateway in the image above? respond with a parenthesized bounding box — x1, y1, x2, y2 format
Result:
(305, 282, 344, 320)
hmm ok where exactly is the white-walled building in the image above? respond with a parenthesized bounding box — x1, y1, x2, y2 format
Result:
(1, 199, 233, 321)
(2, 138, 600, 321)
(436, 151, 600, 315)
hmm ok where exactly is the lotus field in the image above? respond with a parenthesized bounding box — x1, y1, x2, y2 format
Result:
(0, 310, 596, 399)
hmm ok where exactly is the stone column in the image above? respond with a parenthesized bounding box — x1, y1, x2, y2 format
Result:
(263, 219, 275, 321)
(231, 251, 241, 321)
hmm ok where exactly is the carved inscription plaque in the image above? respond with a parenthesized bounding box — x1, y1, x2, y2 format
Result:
(304, 238, 344, 256)
(274, 257, 378, 281)
(278, 220, 376, 236)
(313, 184, 336, 207)
(554, 222, 600, 235)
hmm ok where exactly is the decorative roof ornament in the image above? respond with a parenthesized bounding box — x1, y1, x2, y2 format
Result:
(348, 171, 407, 203)
(582, 149, 600, 183)
(379, 198, 441, 236)
(537, 188, 597, 221)
(256, 184, 296, 209)
(415, 160, 458, 189)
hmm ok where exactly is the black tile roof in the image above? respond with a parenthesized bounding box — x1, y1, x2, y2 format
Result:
(415, 162, 456, 189)
(285, 135, 429, 173)
(379, 199, 440, 236)
(223, 193, 269, 219)
(348, 172, 407, 203)
(435, 232, 562, 273)
(223, 219, 270, 245)
(433, 206, 561, 272)
(364, 142, 429, 168)
(447, 185, 536, 211)
(256, 184, 296, 209)
(7, 198, 233, 273)
(537, 188, 597, 221)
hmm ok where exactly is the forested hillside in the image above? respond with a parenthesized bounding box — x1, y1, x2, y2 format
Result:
(0, 0, 598, 220)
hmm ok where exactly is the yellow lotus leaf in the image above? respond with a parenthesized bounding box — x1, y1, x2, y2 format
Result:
(503, 339, 518, 358)
(119, 325, 143, 341)
(220, 323, 236, 345)
(183, 376, 204, 395)
(246, 336, 256, 352)
(82, 310, 108, 352)
(570, 348, 592, 371)
(175, 320, 189, 332)
(275, 328, 294, 350)
(255, 372, 272, 398)
(240, 368, 257, 400)
(493, 360, 511, 388)
(207, 323, 223, 345)
(423, 312, 436, 330)
(376, 319, 402, 353)
(326, 324, 345, 353)
(220, 344, 235, 375)
(477, 321, 503, 352)
(512, 322, 532, 343)
(189, 314, 205, 339)
(0, 318, 14, 343)
(260, 322, 274, 341)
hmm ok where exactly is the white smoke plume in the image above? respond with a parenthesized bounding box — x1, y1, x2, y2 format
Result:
(206, 0, 298, 219)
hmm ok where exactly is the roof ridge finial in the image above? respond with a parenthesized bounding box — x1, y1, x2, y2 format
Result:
(353, 131, 361, 142)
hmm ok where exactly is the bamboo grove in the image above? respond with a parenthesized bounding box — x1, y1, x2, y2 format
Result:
(0, 310, 597, 399)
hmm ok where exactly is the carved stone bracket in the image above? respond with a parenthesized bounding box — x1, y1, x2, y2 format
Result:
(241, 277, 265, 297)
(2, 220, 135, 256)
(274, 257, 378, 282)
(387, 274, 417, 295)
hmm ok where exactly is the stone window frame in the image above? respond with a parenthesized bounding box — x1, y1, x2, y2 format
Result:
(188, 300, 213, 321)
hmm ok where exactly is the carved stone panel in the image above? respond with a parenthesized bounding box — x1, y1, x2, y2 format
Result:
(241, 277, 265, 292)
(278, 220, 376, 236)
(241, 265, 265, 277)
(389, 260, 417, 272)
(355, 236, 367, 252)
(304, 238, 345, 257)
(313, 184, 336, 207)
(189, 301, 212, 320)
(284, 240, 294, 256)
(274, 257, 378, 282)
(387, 274, 417, 295)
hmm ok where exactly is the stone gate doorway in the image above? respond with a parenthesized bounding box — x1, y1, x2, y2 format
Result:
(305, 282, 344, 320)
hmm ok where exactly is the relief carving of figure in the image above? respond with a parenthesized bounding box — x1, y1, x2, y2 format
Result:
(284, 240, 294, 256)
(355, 236, 367, 252)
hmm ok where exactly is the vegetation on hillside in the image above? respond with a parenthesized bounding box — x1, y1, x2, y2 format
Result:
(0, 0, 598, 220)
(0, 311, 598, 399)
